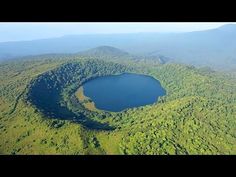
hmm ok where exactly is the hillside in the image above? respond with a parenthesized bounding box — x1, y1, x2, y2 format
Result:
(147, 24, 236, 69)
(0, 54, 236, 154)
(79, 46, 129, 57)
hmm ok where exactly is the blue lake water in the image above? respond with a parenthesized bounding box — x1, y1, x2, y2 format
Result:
(83, 73, 166, 112)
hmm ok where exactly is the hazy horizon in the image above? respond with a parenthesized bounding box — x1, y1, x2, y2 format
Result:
(0, 22, 235, 43)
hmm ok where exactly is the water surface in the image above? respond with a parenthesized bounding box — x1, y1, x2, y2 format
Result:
(83, 73, 166, 112)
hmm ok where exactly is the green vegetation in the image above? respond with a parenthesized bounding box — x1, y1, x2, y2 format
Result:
(0, 54, 236, 155)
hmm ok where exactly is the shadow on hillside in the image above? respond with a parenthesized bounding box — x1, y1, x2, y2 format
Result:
(27, 82, 114, 131)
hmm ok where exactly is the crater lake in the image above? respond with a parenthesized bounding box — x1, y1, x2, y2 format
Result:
(82, 73, 166, 112)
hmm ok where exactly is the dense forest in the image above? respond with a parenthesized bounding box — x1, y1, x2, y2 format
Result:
(0, 50, 236, 154)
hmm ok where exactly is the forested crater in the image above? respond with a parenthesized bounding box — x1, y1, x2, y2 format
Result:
(26, 60, 133, 130)
(1, 56, 236, 154)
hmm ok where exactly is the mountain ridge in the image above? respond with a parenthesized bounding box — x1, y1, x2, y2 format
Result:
(1, 24, 236, 70)
(78, 46, 129, 57)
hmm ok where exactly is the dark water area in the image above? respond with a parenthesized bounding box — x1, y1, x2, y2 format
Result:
(83, 73, 166, 112)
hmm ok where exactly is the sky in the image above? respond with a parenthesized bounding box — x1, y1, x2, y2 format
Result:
(0, 22, 235, 42)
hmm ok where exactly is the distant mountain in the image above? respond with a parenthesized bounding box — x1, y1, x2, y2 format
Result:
(79, 46, 129, 57)
(153, 55, 171, 64)
(129, 24, 236, 70)
(215, 24, 236, 32)
(78, 46, 171, 65)
(1, 24, 236, 70)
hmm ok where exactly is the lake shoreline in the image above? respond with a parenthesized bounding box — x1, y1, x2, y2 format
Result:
(75, 86, 99, 112)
